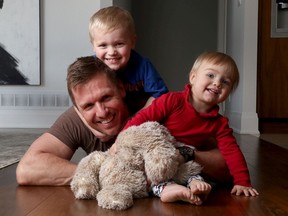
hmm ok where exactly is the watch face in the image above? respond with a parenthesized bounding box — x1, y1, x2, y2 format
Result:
(178, 146, 195, 161)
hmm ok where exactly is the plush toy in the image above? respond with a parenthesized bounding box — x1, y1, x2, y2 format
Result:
(71, 121, 202, 210)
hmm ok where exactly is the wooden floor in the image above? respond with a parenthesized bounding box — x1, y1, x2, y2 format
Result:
(0, 134, 288, 216)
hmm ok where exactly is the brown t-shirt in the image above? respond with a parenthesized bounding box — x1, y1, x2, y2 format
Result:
(48, 107, 115, 154)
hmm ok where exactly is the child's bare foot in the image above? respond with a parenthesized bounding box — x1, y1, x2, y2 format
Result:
(189, 179, 211, 201)
(160, 183, 203, 205)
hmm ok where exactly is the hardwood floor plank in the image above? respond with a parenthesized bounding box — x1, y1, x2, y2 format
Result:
(0, 134, 288, 215)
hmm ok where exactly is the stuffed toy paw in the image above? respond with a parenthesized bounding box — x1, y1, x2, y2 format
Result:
(71, 151, 108, 199)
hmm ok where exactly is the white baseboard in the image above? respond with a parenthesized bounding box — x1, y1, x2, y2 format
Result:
(0, 108, 68, 128)
(226, 111, 259, 135)
(0, 91, 71, 128)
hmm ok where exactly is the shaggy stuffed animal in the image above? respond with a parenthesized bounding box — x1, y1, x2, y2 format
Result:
(71, 121, 202, 210)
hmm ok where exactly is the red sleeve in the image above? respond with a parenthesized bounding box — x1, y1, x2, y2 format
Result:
(123, 92, 173, 130)
(216, 117, 252, 187)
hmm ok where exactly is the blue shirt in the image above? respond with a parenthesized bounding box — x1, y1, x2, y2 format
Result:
(118, 50, 168, 114)
(118, 50, 168, 98)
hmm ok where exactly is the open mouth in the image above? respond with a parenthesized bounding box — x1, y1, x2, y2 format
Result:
(207, 88, 220, 95)
(105, 57, 120, 64)
(97, 114, 114, 124)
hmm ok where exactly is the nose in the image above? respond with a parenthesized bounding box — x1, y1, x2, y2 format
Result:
(108, 46, 116, 55)
(94, 103, 108, 118)
(213, 79, 222, 88)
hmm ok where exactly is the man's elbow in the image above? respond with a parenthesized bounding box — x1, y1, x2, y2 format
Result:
(16, 162, 32, 185)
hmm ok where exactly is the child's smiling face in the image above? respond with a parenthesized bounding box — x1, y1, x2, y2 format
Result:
(91, 28, 136, 71)
(189, 61, 234, 112)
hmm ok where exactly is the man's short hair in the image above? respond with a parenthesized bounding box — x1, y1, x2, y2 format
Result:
(66, 56, 120, 105)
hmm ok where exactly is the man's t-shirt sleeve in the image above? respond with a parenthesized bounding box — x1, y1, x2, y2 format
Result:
(48, 107, 112, 154)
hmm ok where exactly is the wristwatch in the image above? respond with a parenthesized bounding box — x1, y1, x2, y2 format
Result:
(178, 146, 195, 162)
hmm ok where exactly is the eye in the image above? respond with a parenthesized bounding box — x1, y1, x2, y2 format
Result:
(82, 103, 94, 111)
(101, 94, 112, 102)
(98, 43, 107, 48)
(221, 79, 232, 86)
(115, 42, 125, 48)
(206, 73, 215, 79)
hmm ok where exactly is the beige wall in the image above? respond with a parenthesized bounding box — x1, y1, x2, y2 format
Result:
(0, 0, 259, 134)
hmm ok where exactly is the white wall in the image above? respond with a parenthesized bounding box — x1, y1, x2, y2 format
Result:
(0, 0, 259, 134)
(0, 0, 110, 128)
(225, 0, 259, 134)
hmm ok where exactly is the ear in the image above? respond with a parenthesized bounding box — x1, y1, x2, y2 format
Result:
(189, 71, 196, 85)
(92, 42, 97, 53)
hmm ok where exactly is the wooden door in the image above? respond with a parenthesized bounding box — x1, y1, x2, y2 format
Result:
(257, 0, 288, 133)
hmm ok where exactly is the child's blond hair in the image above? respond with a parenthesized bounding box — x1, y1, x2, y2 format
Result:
(89, 6, 136, 43)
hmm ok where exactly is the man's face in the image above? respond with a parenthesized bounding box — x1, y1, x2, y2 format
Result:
(73, 73, 128, 137)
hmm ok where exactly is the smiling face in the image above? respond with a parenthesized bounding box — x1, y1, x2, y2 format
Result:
(72, 73, 129, 137)
(91, 27, 136, 71)
(189, 61, 234, 113)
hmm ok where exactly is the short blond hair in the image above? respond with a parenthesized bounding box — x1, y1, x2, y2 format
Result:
(89, 6, 136, 43)
(189, 52, 240, 91)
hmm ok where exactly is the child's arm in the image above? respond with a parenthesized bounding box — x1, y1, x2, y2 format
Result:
(231, 185, 259, 197)
(216, 117, 253, 188)
(123, 93, 170, 130)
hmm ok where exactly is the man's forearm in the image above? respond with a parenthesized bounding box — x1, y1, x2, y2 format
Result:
(16, 153, 77, 186)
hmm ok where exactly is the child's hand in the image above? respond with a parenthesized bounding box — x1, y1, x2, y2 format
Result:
(231, 185, 259, 197)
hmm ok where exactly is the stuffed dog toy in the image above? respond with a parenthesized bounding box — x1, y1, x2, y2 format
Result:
(71, 121, 201, 210)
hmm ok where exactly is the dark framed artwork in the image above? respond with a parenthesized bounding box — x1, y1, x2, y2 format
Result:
(0, 0, 40, 85)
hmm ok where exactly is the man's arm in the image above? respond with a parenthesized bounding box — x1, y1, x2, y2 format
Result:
(16, 133, 76, 186)
(194, 148, 232, 183)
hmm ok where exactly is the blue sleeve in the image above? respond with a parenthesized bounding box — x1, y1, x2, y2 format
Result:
(123, 50, 169, 98)
(142, 59, 169, 98)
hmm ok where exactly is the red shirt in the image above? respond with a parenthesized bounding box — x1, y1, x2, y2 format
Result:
(124, 84, 251, 187)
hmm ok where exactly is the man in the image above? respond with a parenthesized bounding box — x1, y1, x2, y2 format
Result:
(16, 56, 128, 185)
(16, 56, 231, 186)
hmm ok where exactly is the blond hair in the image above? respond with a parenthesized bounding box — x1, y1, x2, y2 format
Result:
(189, 52, 240, 90)
(89, 6, 136, 43)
